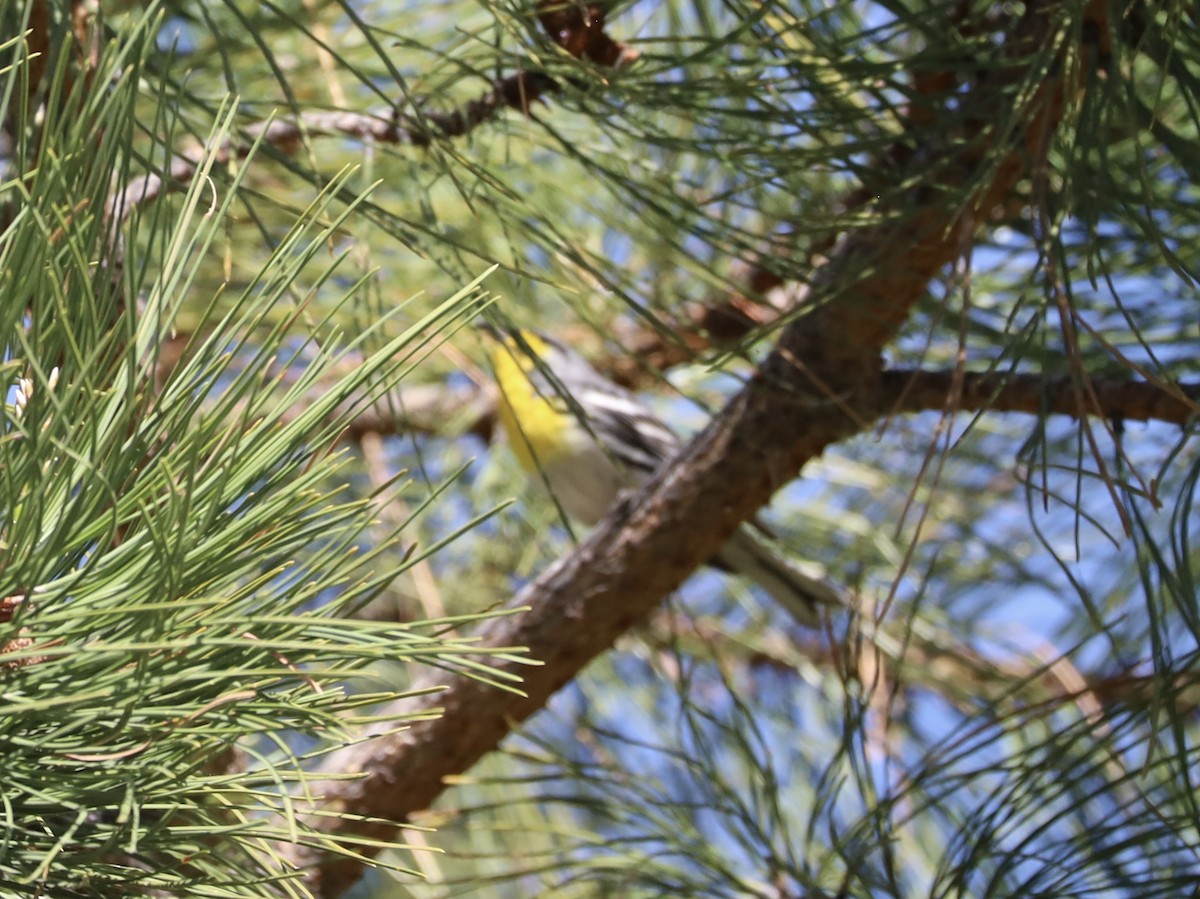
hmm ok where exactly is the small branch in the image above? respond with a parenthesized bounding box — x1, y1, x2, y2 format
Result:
(105, 1, 641, 228)
(106, 72, 558, 228)
(881, 369, 1200, 427)
(400, 72, 559, 147)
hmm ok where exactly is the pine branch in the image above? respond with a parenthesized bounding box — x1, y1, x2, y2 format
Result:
(880, 369, 1200, 427)
(104, 2, 635, 229)
(283, 1, 1115, 893)
(107, 94, 555, 227)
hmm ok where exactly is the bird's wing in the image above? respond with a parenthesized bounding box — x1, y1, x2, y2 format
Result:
(578, 386, 678, 476)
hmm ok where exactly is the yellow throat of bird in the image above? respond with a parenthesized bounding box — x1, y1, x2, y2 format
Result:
(490, 333, 571, 474)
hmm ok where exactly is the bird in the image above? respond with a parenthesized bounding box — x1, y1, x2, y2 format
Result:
(482, 324, 841, 626)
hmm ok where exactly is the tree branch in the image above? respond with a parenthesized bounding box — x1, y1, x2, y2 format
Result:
(106, 74, 556, 228)
(881, 369, 1200, 426)
(285, 1, 1114, 894)
(106, 2, 638, 228)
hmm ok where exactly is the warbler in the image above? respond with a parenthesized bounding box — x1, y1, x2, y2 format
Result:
(484, 325, 840, 625)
